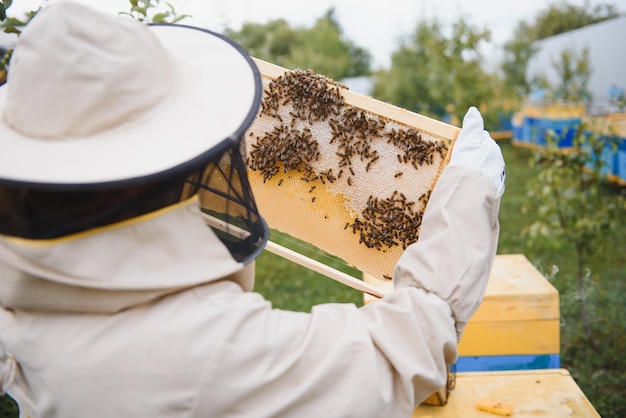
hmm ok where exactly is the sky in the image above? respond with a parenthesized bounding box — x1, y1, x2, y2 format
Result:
(8, 0, 626, 69)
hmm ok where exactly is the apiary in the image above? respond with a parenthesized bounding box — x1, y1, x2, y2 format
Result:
(365, 254, 560, 372)
(245, 58, 460, 282)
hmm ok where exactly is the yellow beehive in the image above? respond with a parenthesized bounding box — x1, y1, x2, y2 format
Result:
(457, 254, 559, 369)
(522, 103, 586, 119)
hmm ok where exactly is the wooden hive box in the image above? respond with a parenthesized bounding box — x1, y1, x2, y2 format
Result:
(456, 254, 560, 371)
(413, 369, 600, 417)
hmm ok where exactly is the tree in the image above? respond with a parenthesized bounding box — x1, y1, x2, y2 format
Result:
(532, 1, 621, 40)
(500, 1, 620, 100)
(286, 9, 370, 78)
(552, 47, 591, 102)
(224, 19, 297, 69)
(500, 22, 537, 97)
(371, 18, 502, 128)
(225, 8, 371, 80)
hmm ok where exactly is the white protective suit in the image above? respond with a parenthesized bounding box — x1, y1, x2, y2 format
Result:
(0, 159, 501, 418)
(0, 2, 505, 416)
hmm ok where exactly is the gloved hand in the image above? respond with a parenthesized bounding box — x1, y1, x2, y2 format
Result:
(448, 107, 505, 197)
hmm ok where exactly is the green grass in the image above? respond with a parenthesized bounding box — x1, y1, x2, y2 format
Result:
(254, 231, 364, 311)
(1, 140, 624, 416)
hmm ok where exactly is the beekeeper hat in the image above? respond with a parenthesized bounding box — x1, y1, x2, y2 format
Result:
(0, 0, 262, 190)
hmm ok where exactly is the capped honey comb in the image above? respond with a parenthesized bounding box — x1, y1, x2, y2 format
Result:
(245, 59, 460, 281)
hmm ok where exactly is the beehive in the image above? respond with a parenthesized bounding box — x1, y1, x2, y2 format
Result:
(365, 254, 560, 372)
(456, 254, 560, 371)
(513, 103, 585, 149)
(586, 112, 626, 185)
(245, 59, 460, 281)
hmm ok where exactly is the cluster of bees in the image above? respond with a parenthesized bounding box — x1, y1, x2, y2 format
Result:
(259, 68, 346, 124)
(248, 125, 319, 182)
(387, 127, 448, 170)
(347, 190, 431, 252)
(247, 68, 448, 253)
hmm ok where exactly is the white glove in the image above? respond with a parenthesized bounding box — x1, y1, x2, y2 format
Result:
(448, 107, 505, 197)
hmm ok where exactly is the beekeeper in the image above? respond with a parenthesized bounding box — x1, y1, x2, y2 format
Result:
(0, 2, 505, 418)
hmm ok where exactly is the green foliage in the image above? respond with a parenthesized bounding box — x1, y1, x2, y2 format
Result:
(0, 1, 9, 21)
(225, 19, 296, 68)
(532, 2, 621, 40)
(500, 22, 537, 97)
(371, 18, 501, 128)
(522, 123, 625, 350)
(225, 8, 371, 80)
(522, 125, 622, 253)
(0, 1, 36, 82)
(501, 1, 621, 100)
(0, 396, 17, 417)
(119, 0, 190, 24)
(551, 47, 591, 102)
(287, 9, 370, 79)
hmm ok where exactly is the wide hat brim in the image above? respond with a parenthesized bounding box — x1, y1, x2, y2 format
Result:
(0, 23, 262, 190)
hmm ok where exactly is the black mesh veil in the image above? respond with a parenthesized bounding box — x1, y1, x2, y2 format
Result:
(181, 138, 268, 264)
(0, 137, 268, 265)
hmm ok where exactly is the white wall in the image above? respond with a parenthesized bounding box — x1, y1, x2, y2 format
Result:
(526, 16, 626, 110)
